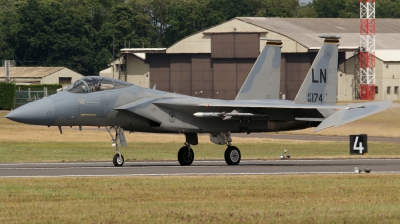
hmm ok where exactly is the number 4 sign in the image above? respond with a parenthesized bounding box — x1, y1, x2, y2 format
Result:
(349, 135, 368, 155)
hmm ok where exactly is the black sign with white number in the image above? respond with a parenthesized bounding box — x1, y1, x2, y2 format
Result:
(349, 134, 368, 155)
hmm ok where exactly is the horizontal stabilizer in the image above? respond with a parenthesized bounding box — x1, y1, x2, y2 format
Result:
(314, 100, 392, 132)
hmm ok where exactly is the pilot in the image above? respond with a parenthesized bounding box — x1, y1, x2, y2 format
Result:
(85, 78, 98, 92)
(93, 83, 100, 92)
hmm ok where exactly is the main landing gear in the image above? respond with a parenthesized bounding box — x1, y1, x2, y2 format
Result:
(225, 146, 241, 165)
(209, 132, 241, 165)
(176, 132, 241, 166)
(222, 132, 241, 165)
(106, 126, 127, 167)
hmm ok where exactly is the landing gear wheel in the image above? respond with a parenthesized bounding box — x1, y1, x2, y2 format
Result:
(178, 146, 194, 166)
(225, 146, 241, 165)
(113, 154, 124, 167)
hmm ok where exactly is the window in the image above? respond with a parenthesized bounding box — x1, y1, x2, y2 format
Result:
(113, 79, 133, 89)
(115, 64, 126, 72)
(59, 77, 72, 84)
(395, 86, 399, 94)
(375, 86, 378, 94)
(387, 86, 391, 94)
(99, 78, 114, 91)
(65, 77, 133, 93)
(65, 80, 89, 93)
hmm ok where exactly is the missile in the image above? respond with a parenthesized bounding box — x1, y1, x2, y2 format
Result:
(193, 112, 220, 117)
(193, 112, 266, 117)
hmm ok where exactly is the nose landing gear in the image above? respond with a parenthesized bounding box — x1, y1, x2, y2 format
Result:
(106, 126, 127, 167)
(177, 133, 198, 166)
(178, 143, 194, 166)
(113, 153, 125, 167)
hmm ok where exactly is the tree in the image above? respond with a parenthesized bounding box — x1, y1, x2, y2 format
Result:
(146, 0, 175, 46)
(295, 2, 318, 18)
(98, 2, 157, 59)
(263, 0, 300, 17)
(338, 0, 359, 18)
(376, 0, 400, 18)
(163, 0, 207, 46)
(313, 0, 346, 18)
(12, 0, 97, 75)
(1, 0, 399, 78)
(0, 0, 19, 60)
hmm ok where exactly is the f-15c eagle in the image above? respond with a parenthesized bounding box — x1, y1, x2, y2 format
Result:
(6, 36, 391, 167)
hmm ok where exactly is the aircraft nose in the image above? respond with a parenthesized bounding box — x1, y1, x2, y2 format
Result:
(5, 97, 55, 125)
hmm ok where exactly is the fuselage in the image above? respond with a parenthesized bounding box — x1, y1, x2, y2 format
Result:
(6, 76, 320, 134)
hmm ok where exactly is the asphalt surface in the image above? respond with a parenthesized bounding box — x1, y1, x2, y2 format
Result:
(1, 159, 400, 177)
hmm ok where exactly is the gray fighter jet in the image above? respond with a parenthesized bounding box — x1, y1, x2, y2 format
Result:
(6, 36, 391, 167)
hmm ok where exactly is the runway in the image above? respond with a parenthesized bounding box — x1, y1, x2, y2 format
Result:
(1, 159, 400, 177)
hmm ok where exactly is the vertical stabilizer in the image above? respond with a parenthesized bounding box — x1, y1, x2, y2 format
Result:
(235, 39, 282, 100)
(294, 36, 340, 105)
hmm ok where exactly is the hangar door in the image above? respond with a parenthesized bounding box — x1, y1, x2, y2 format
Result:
(211, 33, 259, 58)
(148, 54, 171, 92)
(211, 33, 259, 99)
(170, 55, 191, 96)
(192, 54, 213, 99)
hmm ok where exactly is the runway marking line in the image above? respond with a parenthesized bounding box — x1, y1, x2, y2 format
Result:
(0, 158, 399, 166)
(2, 171, 400, 178)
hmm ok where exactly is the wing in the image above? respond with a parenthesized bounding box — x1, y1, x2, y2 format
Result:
(114, 96, 391, 131)
(153, 98, 349, 110)
(151, 97, 332, 122)
(314, 100, 392, 132)
(153, 98, 392, 129)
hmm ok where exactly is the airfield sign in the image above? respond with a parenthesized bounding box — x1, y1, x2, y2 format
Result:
(350, 134, 368, 155)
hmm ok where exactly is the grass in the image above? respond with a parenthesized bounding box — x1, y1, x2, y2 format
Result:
(1, 141, 400, 163)
(1, 175, 400, 223)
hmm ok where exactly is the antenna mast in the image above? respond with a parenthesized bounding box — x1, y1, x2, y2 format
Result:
(359, 0, 376, 100)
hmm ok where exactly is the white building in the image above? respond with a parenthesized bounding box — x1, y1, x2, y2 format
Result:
(99, 51, 162, 88)
(338, 50, 400, 101)
(0, 67, 83, 85)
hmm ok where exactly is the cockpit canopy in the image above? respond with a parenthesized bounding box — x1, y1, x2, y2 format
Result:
(65, 76, 133, 93)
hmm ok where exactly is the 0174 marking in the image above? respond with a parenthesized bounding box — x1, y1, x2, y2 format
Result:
(308, 93, 323, 103)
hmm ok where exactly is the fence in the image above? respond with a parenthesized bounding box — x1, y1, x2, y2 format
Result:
(14, 88, 58, 108)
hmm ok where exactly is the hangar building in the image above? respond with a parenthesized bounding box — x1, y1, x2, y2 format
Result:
(110, 17, 400, 101)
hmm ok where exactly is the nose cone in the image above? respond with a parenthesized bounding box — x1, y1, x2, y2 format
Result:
(6, 98, 55, 126)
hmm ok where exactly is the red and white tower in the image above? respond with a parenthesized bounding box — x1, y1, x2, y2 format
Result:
(359, 0, 376, 100)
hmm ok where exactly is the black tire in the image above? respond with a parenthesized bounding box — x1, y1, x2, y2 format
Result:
(224, 146, 241, 165)
(177, 146, 194, 166)
(113, 154, 124, 167)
